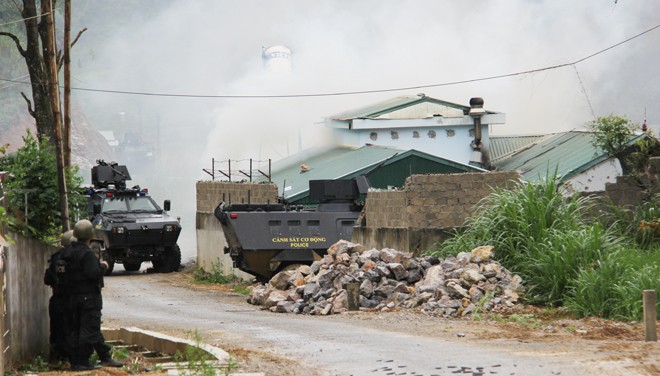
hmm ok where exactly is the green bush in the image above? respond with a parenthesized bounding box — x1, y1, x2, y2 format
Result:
(0, 130, 85, 244)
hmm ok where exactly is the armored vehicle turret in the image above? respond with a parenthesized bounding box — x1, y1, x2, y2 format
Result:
(85, 160, 181, 275)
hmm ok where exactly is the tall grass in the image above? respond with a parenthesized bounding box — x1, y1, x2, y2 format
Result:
(566, 247, 660, 319)
(427, 174, 659, 320)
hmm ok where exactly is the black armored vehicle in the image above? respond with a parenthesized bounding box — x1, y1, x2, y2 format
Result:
(214, 178, 368, 281)
(85, 160, 182, 275)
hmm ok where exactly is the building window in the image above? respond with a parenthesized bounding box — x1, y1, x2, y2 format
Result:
(391, 131, 399, 140)
(446, 129, 455, 137)
(413, 131, 419, 138)
(428, 130, 436, 139)
(370, 132, 378, 141)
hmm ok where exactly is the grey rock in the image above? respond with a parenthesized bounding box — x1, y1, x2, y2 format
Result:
(388, 263, 409, 281)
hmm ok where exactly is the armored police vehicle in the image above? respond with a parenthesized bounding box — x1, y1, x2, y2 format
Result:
(85, 160, 181, 275)
(214, 178, 368, 281)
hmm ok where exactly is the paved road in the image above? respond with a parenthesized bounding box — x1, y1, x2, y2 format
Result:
(101, 272, 614, 376)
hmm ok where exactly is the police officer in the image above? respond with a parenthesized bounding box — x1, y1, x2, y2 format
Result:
(44, 230, 75, 362)
(64, 219, 123, 370)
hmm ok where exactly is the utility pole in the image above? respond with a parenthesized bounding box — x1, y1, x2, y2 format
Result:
(63, 0, 72, 168)
(44, 0, 70, 231)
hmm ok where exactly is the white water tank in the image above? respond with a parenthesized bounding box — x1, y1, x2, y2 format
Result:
(262, 45, 292, 74)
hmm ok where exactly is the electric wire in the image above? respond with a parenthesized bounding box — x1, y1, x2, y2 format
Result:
(0, 22, 658, 99)
(0, 12, 50, 27)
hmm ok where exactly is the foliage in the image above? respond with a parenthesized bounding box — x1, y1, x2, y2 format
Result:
(596, 195, 660, 250)
(427, 174, 655, 320)
(565, 247, 660, 319)
(588, 114, 636, 158)
(174, 329, 227, 376)
(16, 355, 49, 373)
(587, 114, 650, 175)
(193, 260, 252, 295)
(0, 130, 86, 244)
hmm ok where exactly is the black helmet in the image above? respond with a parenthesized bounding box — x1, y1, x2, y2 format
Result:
(73, 219, 94, 241)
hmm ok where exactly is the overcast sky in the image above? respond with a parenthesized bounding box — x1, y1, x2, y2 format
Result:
(74, 0, 660, 163)
(66, 0, 660, 257)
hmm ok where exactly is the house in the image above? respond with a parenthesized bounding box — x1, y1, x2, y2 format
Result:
(490, 131, 650, 194)
(325, 94, 505, 168)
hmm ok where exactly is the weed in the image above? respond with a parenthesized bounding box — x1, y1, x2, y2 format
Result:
(507, 313, 542, 329)
(113, 346, 131, 360)
(17, 355, 49, 373)
(174, 329, 217, 376)
(471, 291, 495, 321)
(128, 356, 143, 374)
(232, 284, 251, 296)
(193, 260, 252, 295)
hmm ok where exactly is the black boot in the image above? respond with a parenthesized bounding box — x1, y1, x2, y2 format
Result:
(99, 356, 123, 367)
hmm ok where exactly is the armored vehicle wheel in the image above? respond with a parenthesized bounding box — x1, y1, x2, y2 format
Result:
(123, 262, 141, 272)
(152, 244, 181, 273)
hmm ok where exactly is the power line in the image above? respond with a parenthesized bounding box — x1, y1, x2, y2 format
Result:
(0, 12, 50, 27)
(1, 22, 659, 99)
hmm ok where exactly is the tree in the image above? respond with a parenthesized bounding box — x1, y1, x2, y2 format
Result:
(0, 130, 85, 244)
(0, 0, 86, 231)
(588, 115, 638, 175)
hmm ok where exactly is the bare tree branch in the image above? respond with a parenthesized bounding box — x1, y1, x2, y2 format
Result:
(70, 27, 87, 48)
(0, 31, 26, 57)
(20, 91, 35, 117)
(58, 28, 87, 70)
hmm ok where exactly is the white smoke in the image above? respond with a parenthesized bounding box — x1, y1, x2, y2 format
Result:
(70, 0, 660, 258)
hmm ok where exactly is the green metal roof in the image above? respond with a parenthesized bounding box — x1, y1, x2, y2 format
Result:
(261, 145, 482, 203)
(491, 131, 647, 182)
(489, 134, 551, 161)
(331, 95, 472, 120)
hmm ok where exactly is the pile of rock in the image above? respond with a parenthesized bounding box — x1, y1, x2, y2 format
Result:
(247, 240, 523, 317)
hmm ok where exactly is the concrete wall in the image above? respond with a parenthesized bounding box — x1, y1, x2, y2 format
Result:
(195, 181, 278, 278)
(355, 172, 520, 253)
(4, 233, 53, 366)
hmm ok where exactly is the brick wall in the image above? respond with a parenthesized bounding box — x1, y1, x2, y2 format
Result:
(604, 156, 660, 208)
(364, 171, 520, 229)
(196, 181, 279, 214)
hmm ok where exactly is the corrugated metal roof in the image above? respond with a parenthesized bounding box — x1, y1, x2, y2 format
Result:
(489, 134, 551, 161)
(331, 95, 471, 120)
(261, 145, 481, 202)
(491, 131, 646, 182)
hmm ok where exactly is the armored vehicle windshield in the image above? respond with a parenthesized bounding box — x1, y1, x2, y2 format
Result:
(101, 196, 160, 213)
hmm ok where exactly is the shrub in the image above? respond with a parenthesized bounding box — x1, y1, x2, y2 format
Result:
(0, 130, 85, 244)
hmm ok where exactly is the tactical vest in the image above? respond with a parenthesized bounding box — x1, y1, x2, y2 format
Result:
(61, 243, 102, 294)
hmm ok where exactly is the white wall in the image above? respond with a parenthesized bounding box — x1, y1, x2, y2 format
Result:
(564, 158, 622, 194)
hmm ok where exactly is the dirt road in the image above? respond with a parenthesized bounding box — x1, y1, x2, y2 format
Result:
(101, 270, 659, 376)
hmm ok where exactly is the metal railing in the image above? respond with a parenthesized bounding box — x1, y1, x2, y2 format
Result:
(202, 158, 272, 182)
